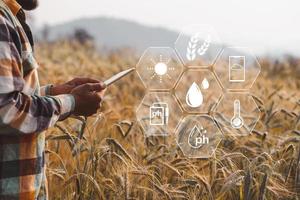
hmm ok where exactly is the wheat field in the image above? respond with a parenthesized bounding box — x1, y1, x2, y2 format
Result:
(36, 41, 300, 200)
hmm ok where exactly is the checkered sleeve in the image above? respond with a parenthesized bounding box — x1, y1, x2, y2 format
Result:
(0, 14, 74, 135)
(39, 84, 53, 96)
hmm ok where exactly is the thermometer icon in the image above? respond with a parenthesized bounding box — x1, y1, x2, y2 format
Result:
(231, 99, 244, 129)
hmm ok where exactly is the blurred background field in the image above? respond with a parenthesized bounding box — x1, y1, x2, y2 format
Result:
(35, 41, 300, 200)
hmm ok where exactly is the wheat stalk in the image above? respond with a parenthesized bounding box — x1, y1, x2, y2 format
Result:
(244, 170, 252, 200)
(258, 173, 268, 200)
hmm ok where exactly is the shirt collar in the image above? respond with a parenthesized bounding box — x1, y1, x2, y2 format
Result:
(2, 0, 21, 16)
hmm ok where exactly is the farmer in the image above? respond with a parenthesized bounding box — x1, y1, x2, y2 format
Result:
(0, 0, 106, 199)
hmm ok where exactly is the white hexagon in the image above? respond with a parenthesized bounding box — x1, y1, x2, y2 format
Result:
(213, 92, 261, 136)
(176, 115, 222, 158)
(175, 24, 223, 66)
(214, 47, 261, 90)
(174, 69, 222, 113)
(136, 47, 184, 90)
(136, 92, 182, 137)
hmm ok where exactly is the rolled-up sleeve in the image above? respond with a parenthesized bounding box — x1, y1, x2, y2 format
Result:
(40, 84, 52, 96)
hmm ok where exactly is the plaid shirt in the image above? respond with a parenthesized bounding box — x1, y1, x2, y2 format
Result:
(0, 0, 75, 199)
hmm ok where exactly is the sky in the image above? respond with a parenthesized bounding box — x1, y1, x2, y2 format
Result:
(33, 0, 300, 56)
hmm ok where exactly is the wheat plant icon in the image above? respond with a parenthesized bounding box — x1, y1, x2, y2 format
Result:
(186, 33, 211, 61)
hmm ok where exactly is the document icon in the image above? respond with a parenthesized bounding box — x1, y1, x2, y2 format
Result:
(150, 102, 169, 125)
(229, 56, 245, 82)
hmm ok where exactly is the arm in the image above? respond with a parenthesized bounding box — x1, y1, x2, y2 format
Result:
(0, 14, 74, 135)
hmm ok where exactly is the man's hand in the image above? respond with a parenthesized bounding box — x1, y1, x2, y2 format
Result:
(71, 82, 106, 116)
(50, 77, 100, 96)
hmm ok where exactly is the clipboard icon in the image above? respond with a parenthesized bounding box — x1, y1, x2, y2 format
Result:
(149, 102, 169, 126)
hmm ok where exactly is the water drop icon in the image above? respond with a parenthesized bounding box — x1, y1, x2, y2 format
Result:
(201, 78, 209, 89)
(186, 82, 203, 108)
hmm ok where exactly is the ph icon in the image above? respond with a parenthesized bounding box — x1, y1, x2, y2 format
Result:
(188, 125, 209, 148)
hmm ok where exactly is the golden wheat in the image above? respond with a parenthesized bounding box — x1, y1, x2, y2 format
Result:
(36, 41, 300, 200)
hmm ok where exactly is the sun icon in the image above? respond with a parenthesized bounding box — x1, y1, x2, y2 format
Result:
(147, 55, 175, 83)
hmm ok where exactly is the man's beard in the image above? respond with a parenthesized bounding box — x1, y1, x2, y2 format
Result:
(16, 0, 39, 11)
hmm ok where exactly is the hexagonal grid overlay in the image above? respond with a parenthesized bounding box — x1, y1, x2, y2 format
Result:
(214, 47, 261, 90)
(213, 92, 260, 136)
(136, 92, 182, 137)
(136, 47, 184, 90)
(176, 115, 222, 158)
(175, 24, 223, 66)
(175, 69, 222, 113)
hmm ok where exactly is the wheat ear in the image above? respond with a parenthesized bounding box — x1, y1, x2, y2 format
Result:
(186, 33, 200, 61)
(197, 35, 211, 56)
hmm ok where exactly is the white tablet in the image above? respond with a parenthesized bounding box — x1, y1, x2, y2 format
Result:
(104, 68, 135, 86)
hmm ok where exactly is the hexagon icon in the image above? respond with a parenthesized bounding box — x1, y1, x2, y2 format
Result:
(136, 47, 184, 90)
(214, 47, 261, 90)
(175, 69, 222, 113)
(176, 115, 222, 158)
(136, 92, 182, 137)
(213, 92, 261, 136)
(175, 25, 223, 66)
